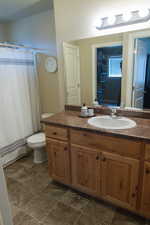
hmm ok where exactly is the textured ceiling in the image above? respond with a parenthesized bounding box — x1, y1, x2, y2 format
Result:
(0, 0, 53, 23)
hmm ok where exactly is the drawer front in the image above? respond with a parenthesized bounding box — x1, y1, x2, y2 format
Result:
(45, 125, 68, 141)
(70, 129, 141, 159)
(145, 144, 150, 161)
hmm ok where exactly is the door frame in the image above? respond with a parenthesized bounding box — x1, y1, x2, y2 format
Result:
(63, 42, 81, 105)
(125, 29, 150, 107)
(91, 41, 123, 104)
(0, 159, 13, 225)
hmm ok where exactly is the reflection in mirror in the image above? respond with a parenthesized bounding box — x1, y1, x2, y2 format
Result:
(133, 37, 150, 109)
(63, 29, 150, 110)
(95, 45, 122, 106)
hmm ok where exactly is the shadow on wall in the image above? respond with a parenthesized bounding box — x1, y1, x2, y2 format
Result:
(36, 53, 60, 114)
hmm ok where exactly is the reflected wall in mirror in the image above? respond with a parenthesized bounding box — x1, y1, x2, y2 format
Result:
(63, 28, 150, 110)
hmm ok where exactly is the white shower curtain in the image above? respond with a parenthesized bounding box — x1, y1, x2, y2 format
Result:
(0, 48, 40, 157)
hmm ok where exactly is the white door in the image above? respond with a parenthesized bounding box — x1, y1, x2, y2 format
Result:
(63, 43, 81, 105)
(132, 39, 147, 108)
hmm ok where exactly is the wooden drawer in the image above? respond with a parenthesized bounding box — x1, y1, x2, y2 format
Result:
(145, 144, 150, 161)
(45, 125, 68, 141)
(70, 129, 141, 159)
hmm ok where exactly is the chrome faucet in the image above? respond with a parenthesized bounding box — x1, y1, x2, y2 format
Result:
(110, 108, 117, 118)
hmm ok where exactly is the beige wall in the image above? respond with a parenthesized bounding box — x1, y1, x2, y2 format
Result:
(37, 53, 59, 113)
(0, 23, 9, 41)
(6, 9, 59, 113)
(53, 0, 150, 110)
(73, 34, 123, 105)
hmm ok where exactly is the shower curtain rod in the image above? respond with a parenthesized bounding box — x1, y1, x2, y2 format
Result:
(0, 43, 47, 51)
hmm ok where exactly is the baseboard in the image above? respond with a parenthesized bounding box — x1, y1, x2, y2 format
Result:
(1, 146, 31, 168)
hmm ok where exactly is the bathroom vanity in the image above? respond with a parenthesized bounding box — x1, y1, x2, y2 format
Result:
(42, 110, 150, 219)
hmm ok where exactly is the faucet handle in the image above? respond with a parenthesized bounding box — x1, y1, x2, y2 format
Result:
(111, 108, 117, 113)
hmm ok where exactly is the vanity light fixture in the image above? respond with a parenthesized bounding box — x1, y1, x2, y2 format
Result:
(96, 9, 150, 30)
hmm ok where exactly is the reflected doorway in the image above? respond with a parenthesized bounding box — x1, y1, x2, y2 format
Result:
(96, 45, 123, 106)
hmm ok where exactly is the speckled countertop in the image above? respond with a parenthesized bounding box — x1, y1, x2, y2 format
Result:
(41, 111, 150, 142)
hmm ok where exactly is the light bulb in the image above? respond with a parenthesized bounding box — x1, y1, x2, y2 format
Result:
(139, 9, 149, 18)
(94, 18, 102, 28)
(123, 12, 132, 22)
(108, 16, 116, 25)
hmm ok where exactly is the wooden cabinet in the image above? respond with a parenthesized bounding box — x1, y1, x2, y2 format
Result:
(46, 138, 70, 184)
(71, 145, 100, 195)
(141, 162, 150, 216)
(145, 144, 150, 161)
(44, 124, 150, 219)
(71, 129, 141, 159)
(45, 125, 68, 141)
(101, 152, 139, 210)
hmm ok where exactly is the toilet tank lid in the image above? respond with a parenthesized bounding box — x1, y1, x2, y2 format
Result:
(27, 132, 46, 144)
(41, 113, 54, 119)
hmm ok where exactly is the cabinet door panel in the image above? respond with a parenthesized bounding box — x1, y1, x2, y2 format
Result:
(101, 152, 139, 210)
(71, 145, 100, 195)
(47, 139, 70, 184)
(141, 162, 150, 216)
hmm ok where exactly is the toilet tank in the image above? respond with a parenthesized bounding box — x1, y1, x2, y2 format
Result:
(41, 113, 54, 119)
(41, 113, 54, 130)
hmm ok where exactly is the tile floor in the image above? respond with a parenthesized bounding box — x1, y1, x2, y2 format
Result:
(4, 153, 149, 225)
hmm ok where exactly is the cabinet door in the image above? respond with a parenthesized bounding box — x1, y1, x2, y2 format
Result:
(141, 162, 150, 216)
(47, 139, 70, 184)
(101, 152, 139, 210)
(71, 145, 100, 195)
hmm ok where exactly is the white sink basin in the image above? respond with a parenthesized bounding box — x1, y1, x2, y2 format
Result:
(88, 115, 136, 130)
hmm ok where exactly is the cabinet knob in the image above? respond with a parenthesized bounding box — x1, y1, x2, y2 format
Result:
(101, 155, 106, 162)
(64, 147, 68, 151)
(146, 169, 150, 174)
(53, 132, 57, 135)
(132, 193, 136, 198)
(96, 156, 99, 160)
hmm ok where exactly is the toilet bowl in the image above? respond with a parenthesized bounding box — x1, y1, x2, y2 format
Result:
(27, 113, 54, 163)
(27, 132, 46, 163)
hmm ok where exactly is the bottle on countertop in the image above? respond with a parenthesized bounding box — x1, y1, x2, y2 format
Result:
(81, 103, 88, 117)
(93, 98, 99, 106)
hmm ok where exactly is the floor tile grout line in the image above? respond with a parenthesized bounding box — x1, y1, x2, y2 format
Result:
(23, 196, 60, 223)
(73, 212, 83, 225)
(56, 197, 90, 214)
(11, 203, 43, 224)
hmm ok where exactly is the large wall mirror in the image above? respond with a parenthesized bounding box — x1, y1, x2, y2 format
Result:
(63, 28, 150, 110)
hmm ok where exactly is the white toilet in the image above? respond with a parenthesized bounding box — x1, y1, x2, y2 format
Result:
(27, 113, 54, 164)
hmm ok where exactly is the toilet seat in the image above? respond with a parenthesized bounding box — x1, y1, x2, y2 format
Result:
(27, 132, 46, 148)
